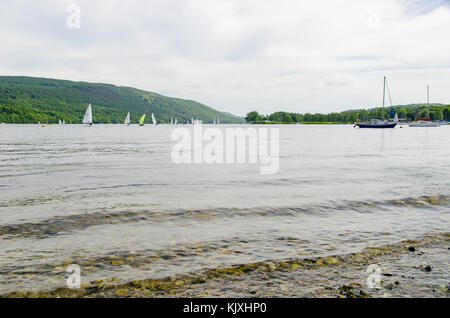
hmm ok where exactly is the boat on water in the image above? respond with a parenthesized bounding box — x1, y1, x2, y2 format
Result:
(139, 113, 146, 127)
(437, 120, 448, 126)
(82, 104, 93, 126)
(357, 119, 398, 129)
(409, 118, 440, 127)
(409, 85, 439, 127)
(355, 77, 397, 129)
(124, 112, 131, 126)
(152, 113, 157, 126)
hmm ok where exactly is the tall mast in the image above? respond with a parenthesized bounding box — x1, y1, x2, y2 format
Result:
(427, 85, 430, 118)
(382, 76, 386, 120)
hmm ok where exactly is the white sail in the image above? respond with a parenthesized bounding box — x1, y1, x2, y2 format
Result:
(217, 118, 220, 125)
(125, 112, 131, 125)
(63, 119, 65, 125)
(83, 104, 93, 125)
(58, 119, 62, 125)
(171, 118, 173, 125)
(175, 118, 177, 125)
(152, 113, 157, 125)
(394, 113, 398, 123)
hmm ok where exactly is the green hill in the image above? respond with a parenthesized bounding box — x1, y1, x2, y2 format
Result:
(0, 76, 243, 124)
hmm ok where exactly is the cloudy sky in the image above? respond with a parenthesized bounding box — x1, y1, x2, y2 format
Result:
(1, 0, 449, 115)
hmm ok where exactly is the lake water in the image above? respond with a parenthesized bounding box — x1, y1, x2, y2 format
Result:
(0, 124, 449, 295)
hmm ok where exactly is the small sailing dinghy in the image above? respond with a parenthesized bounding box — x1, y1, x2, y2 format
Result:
(124, 112, 131, 126)
(410, 85, 440, 127)
(355, 77, 397, 129)
(152, 113, 157, 126)
(83, 104, 93, 126)
(174, 118, 178, 125)
(139, 113, 146, 127)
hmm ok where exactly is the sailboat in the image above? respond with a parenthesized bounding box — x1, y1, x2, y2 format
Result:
(63, 119, 66, 125)
(436, 108, 448, 125)
(83, 104, 93, 126)
(139, 113, 146, 127)
(58, 119, 62, 125)
(409, 85, 440, 127)
(170, 118, 174, 125)
(355, 77, 397, 129)
(152, 113, 157, 126)
(124, 112, 131, 126)
(174, 118, 178, 125)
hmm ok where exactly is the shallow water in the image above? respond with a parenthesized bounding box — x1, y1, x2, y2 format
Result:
(0, 124, 449, 294)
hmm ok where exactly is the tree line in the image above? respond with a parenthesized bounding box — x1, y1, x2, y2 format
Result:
(245, 105, 450, 124)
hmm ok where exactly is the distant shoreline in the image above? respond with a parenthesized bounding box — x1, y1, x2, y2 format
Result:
(251, 122, 349, 125)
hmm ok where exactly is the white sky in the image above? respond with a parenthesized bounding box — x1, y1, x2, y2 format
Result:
(1, 0, 449, 116)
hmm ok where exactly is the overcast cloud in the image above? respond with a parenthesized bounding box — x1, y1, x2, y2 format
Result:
(1, 0, 449, 115)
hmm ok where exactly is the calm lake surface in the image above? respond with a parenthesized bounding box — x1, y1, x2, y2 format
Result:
(0, 124, 449, 294)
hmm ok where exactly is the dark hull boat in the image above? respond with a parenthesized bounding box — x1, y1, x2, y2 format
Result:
(355, 76, 398, 129)
(357, 122, 397, 129)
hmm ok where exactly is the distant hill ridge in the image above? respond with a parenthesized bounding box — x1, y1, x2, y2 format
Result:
(0, 76, 243, 124)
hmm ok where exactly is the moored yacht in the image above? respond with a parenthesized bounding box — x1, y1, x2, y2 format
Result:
(355, 77, 397, 129)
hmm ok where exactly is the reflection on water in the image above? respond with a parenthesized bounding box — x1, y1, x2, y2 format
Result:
(0, 124, 449, 294)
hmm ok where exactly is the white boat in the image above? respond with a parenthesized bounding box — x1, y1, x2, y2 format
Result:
(152, 113, 157, 125)
(410, 85, 439, 127)
(174, 118, 178, 125)
(82, 104, 93, 126)
(58, 119, 62, 125)
(410, 120, 440, 127)
(437, 120, 448, 126)
(124, 112, 131, 125)
(170, 118, 174, 125)
(63, 119, 66, 125)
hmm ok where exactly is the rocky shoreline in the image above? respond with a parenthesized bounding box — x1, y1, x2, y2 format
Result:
(3, 232, 449, 298)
